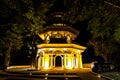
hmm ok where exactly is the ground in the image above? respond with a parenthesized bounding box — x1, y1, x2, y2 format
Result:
(101, 72, 120, 80)
(0, 65, 112, 80)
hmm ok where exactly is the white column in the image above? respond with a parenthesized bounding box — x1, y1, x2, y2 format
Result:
(42, 56, 44, 69)
(79, 54, 83, 68)
(73, 55, 75, 68)
(54, 56, 55, 67)
(50, 55, 53, 69)
(64, 55, 66, 68)
(72, 54, 74, 68)
(77, 50, 83, 68)
(43, 54, 49, 69)
(37, 57, 40, 69)
(76, 54, 79, 68)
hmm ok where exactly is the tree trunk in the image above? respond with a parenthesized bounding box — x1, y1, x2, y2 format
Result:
(4, 42, 12, 67)
(101, 53, 107, 63)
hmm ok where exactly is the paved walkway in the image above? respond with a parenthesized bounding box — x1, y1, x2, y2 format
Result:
(0, 66, 111, 80)
(101, 72, 120, 80)
(77, 72, 110, 80)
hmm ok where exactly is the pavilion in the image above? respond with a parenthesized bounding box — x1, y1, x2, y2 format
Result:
(36, 12, 86, 70)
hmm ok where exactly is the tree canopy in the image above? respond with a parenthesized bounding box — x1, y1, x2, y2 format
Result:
(63, 0, 120, 63)
(0, 0, 54, 66)
(0, 0, 120, 67)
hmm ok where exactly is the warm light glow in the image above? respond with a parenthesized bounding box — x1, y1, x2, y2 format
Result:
(37, 43, 86, 70)
(53, 23, 66, 26)
(67, 62, 72, 69)
(7, 65, 31, 69)
(67, 55, 73, 69)
(36, 13, 87, 71)
(49, 48, 54, 51)
(98, 74, 101, 78)
(37, 44, 86, 50)
(44, 62, 49, 69)
(79, 55, 83, 68)
(63, 48, 67, 51)
(77, 50, 81, 54)
(41, 49, 45, 50)
(75, 59, 78, 68)
(91, 62, 95, 68)
(54, 14, 62, 17)
(44, 55, 49, 69)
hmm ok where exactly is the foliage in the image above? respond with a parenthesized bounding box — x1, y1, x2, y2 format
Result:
(63, 0, 120, 63)
(114, 25, 120, 42)
(0, 0, 54, 66)
(0, 23, 23, 66)
(0, 0, 120, 66)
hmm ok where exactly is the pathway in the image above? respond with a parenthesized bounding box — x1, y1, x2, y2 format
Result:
(0, 66, 112, 80)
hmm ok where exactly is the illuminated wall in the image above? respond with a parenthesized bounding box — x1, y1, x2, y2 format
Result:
(36, 12, 86, 70)
(36, 45, 86, 70)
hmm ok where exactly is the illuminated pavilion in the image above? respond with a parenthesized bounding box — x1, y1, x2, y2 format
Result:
(36, 12, 86, 70)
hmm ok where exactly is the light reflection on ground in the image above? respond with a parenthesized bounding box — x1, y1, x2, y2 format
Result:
(0, 65, 110, 80)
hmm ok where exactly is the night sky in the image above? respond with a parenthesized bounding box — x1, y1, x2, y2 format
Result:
(48, 0, 95, 63)
(47, 0, 92, 45)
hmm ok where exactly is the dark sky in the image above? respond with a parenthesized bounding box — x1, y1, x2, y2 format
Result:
(48, 0, 95, 63)
(48, 0, 93, 46)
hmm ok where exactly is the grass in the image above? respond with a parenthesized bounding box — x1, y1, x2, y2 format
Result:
(102, 72, 120, 80)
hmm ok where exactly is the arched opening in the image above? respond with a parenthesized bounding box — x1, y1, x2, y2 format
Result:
(55, 56, 62, 67)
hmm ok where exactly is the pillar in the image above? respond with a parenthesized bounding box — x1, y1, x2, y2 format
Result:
(73, 55, 75, 68)
(44, 54, 49, 69)
(64, 54, 66, 68)
(71, 54, 74, 68)
(54, 56, 55, 68)
(42, 56, 44, 69)
(76, 54, 79, 68)
(38, 57, 41, 69)
(50, 55, 53, 69)
(77, 50, 83, 68)
(79, 54, 83, 68)
(67, 54, 72, 69)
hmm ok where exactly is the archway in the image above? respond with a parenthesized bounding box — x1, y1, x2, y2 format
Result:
(55, 56, 62, 67)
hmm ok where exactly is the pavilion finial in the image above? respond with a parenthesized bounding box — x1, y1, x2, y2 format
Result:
(49, 12, 66, 26)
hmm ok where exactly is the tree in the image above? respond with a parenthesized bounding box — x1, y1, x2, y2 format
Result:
(0, 24, 23, 66)
(87, 1, 120, 63)
(63, 0, 120, 63)
(0, 0, 54, 67)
